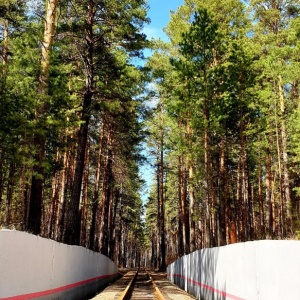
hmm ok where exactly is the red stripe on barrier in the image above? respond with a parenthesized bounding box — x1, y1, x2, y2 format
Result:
(169, 273, 246, 300)
(0, 273, 118, 300)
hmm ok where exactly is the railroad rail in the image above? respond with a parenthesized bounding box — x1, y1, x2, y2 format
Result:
(90, 268, 195, 300)
(119, 268, 160, 300)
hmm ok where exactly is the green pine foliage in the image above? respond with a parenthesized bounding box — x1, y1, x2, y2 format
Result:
(145, 0, 300, 262)
(0, 0, 149, 265)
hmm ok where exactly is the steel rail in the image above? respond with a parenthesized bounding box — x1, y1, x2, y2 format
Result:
(118, 268, 165, 300)
(147, 271, 165, 300)
(117, 269, 139, 300)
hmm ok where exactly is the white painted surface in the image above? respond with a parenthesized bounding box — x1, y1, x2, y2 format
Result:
(0, 230, 118, 299)
(167, 240, 300, 300)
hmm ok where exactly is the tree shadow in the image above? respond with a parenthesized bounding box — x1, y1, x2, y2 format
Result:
(169, 247, 230, 300)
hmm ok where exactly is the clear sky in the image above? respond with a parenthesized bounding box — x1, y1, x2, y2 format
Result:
(139, 1, 184, 202)
(144, 0, 184, 41)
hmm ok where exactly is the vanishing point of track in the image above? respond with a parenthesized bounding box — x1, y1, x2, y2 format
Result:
(90, 267, 196, 300)
(119, 268, 163, 300)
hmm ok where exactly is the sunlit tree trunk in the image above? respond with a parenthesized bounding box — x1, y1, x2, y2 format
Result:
(219, 137, 228, 245)
(178, 154, 189, 254)
(176, 154, 183, 256)
(204, 104, 212, 247)
(188, 163, 196, 252)
(55, 149, 68, 240)
(109, 187, 121, 261)
(99, 126, 113, 255)
(240, 117, 249, 241)
(158, 130, 166, 270)
(258, 140, 265, 238)
(266, 148, 275, 238)
(89, 121, 105, 250)
(80, 140, 90, 247)
(107, 172, 115, 259)
(278, 75, 291, 224)
(230, 165, 237, 244)
(274, 87, 286, 237)
(58, 145, 75, 242)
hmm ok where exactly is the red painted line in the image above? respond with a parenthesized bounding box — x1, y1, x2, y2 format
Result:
(169, 273, 246, 300)
(0, 273, 118, 300)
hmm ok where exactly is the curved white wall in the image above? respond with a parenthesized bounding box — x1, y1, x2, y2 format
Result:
(0, 230, 118, 300)
(167, 240, 300, 300)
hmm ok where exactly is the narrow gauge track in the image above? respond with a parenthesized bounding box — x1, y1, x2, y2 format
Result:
(120, 268, 163, 300)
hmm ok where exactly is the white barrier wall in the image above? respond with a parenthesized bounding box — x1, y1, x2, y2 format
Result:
(167, 240, 300, 300)
(0, 230, 118, 300)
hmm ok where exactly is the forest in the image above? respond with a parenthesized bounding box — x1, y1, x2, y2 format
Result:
(0, 0, 300, 271)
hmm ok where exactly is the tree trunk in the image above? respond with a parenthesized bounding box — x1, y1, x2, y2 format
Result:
(109, 188, 121, 261)
(278, 75, 291, 226)
(266, 149, 275, 238)
(292, 80, 299, 109)
(27, 0, 58, 235)
(117, 211, 123, 266)
(27, 138, 45, 234)
(107, 180, 114, 259)
(240, 118, 249, 241)
(274, 89, 285, 237)
(188, 163, 196, 252)
(80, 139, 90, 247)
(0, 152, 4, 219)
(185, 119, 196, 252)
(5, 163, 15, 227)
(99, 127, 113, 255)
(219, 136, 227, 245)
(64, 0, 94, 245)
(2, 19, 8, 70)
(55, 149, 68, 240)
(178, 155, 188, 254)
(89, 121, 105, 250)
(48, 166, 59, 238)
(258, 140, 265, 238)
(57, 146, 75, 242)
(64, 110, 90, 244)
(204, 114, 211, 247)
(152, 231, 157, 269)
(158, 135, 166, 271)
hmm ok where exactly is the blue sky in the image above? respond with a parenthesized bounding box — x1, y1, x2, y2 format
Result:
(139, 1, 184, 203)
(144, 0, 184, 41)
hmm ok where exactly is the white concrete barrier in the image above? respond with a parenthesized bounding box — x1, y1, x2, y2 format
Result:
(0, 230, 118, 300)
(167, 240, 300, 300)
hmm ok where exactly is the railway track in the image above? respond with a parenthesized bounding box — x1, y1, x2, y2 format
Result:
(119, 268, 163, 300)
(90, 268, 195, 300)
(90, 268, 164, 300)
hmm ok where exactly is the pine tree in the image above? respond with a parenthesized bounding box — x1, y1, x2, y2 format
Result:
(250, 0, 300, 237)
(62, 0, 149, 245)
